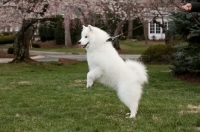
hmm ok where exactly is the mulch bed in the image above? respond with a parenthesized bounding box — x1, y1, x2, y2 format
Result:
(174, 73, 200, 84)
(0, 53, 14, 58)
(38, 44, 66, 48)
(117, 49, 131, 54)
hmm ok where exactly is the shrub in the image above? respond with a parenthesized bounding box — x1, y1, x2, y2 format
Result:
(1, 32, 13, 36)
(135, 35, 144, 41)
(39, 23, 55, 42)
(32, 43, 40, 48)
(169, 6, 200, 75)
(70, 19, 82, 45)
(54, 19, 65, 45)
(7, 47, 14, 54)
(0, 36, 15, 44)
(120, 35, 126, 40)
(171, 44, 200, 75)
(140, 44, 176, 64)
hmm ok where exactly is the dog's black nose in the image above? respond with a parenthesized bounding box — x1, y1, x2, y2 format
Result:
(78, 41, 81, 44)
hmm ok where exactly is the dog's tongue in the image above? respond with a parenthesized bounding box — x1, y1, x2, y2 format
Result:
(79, 45, 85, 48)
(82, 44, 87, 48)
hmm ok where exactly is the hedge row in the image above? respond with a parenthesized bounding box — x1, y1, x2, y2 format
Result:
(140, 44, 176, 64)
(0, 36, 15, 44)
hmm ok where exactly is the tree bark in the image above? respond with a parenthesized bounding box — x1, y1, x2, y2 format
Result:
(112, 20, 126, 50)
(128, 19, 133, 39)
(65, 22, 72, 47)
(143, 21, 148, 45)
(12, 19, 37, 63)
(11, 18, 56, 64)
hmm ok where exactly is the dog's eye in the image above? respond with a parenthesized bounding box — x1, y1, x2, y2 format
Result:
(85, 36, 87, 38)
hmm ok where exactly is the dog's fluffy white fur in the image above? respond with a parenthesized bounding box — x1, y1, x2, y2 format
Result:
(78, 25, 148, 118)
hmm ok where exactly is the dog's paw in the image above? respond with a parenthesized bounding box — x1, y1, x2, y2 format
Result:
(125, 113, 136, 118)
(86, 78, 93, 88)
(86, 82, 93, 88)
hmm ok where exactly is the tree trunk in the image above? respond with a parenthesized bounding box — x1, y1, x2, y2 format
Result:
(112, 20, 126, 50)
(65, 18, 72, 47)
(128, 19, 133, 39)
(12, 19, 37, 63)
(143, 21, 148, 45)
(165, 30, 174, 45)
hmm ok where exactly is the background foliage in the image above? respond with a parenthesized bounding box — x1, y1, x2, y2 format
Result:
(140, 44, 176, 64)
(39, 22, 55, 42)
(54, 18, 65, 45)
(169, 2, 200, 75)
(0, 35, 15, 45)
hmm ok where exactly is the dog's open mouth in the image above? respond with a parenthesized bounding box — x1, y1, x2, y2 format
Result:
(82, 42, 89, 48)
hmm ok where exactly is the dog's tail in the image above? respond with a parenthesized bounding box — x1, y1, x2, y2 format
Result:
(125, 60, 148, 85)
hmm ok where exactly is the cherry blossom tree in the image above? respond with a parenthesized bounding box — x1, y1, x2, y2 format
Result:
(65, 0, 146, 49)
(0, 0, 64, 63)
(0, 0, 106, 63)
(95, 0, 141, 49)
(0, 0, 184, 64)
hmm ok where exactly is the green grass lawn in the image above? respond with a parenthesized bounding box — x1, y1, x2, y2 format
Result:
(0, 62, 199, 132)
(31, 47, 87, 54)
(31, 40, 164, 54)
(30, 40, 164, 54)
(0, 40, 164, 55)
(120, 40, 164, 54)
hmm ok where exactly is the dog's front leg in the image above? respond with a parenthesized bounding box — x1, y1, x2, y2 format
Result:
(87, 67, 103, 88)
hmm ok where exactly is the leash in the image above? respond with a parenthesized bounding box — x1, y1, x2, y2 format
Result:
(106, 2, 200, 43)
(106, 14, 200, 42)
(106, 24, 144, 42)
(106, 0, 200, 42)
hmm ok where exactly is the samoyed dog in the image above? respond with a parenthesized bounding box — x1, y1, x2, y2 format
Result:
(78, 25, 148, 118)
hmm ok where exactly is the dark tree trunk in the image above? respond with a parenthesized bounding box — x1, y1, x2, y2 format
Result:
(65, 20, 72, 47)
(12, 19, 37, 63)
(127, 19, 133, 39)
(165, 30, 174, 44)
(143, 21, 148, 45)
(112, 20, 126, 50)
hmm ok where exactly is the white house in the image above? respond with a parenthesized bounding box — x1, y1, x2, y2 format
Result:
(146, 5, 177, 40)
(0, 26, 19, 33)
(148, 18, 170, 40)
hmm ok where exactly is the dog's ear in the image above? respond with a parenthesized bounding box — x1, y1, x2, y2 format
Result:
(88, 25, 92, 31)
(82, 25, 86, 29)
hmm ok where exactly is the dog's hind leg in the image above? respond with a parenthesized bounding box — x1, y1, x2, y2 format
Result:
(87, 67, 103, 88)
(117, 85, 142, 118)
(129, 103, 139, 118)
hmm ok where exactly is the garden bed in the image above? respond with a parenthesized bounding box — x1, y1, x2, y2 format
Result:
(174, 73, 200, 84)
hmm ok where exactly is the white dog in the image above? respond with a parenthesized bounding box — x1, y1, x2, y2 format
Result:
(78, 25, 148, 118)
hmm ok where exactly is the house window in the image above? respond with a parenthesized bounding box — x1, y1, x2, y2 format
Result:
(156, 24, 160, 33)
(150, 22, 155, 33)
